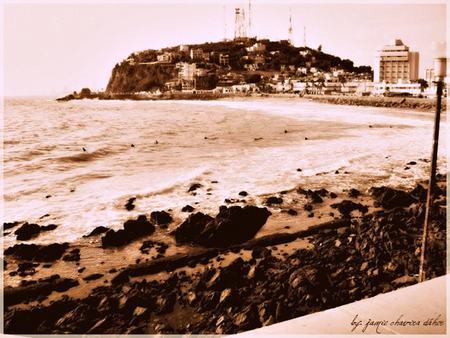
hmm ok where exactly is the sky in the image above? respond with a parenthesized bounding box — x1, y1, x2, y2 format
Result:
(1, 0, 448, 97)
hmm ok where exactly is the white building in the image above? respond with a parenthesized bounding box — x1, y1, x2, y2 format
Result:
(373, 39, 419, 83)
(176, 63, 196, 80)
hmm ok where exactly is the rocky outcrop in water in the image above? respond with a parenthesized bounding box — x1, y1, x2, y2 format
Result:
(175, 205, 272, 247)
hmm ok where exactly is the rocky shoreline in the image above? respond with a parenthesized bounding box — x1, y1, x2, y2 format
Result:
(2, 173, 446, 335)
(306, 94, 446, 112)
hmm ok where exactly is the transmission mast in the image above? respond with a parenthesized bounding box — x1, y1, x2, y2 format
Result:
(288, 7, 293, 46)
(303, 26, 306, 47)
(234, 7, 246, 39)
(248, 0, 252, 38)
(223, 6, 227, 41)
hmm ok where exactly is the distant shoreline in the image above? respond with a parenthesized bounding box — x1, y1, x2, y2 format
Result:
(56, 91, 446, 112)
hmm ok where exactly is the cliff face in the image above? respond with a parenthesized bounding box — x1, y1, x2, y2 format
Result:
(106, 62, 177, 93)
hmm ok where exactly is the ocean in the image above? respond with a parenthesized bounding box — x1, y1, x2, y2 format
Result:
(2, 96, 447, 247)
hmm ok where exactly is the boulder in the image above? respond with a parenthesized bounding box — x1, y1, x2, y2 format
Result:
(4, 243, 70, 262)
(185, 206, 272, 247)
(265, 196, 283, 205)
(181, 205, 195, 212)
(150, 211, 173, 226)
(63, 249, 80, 262)
(102, 215, 155, 248)
(331, 200, 368, 217)
(14, 223, 58, 241)
(188, 183, 203, 192)
(307, 190, 323, 204)
(123, 215, 155, 237)
(83, 226, 109, 237)
(370, 186, 416, 209)
(175, 212, 214, 244)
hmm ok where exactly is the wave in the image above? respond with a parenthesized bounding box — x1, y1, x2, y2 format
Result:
(56, 147, 115, 163)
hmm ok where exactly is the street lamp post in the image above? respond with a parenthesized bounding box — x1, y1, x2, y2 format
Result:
(418, 57, 446, 283)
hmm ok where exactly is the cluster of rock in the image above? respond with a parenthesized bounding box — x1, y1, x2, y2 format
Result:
(308, 95, 445, 111)
(3, 179, 446, 335)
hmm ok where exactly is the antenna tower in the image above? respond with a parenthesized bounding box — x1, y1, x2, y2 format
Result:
(303, 26, 306, 47)
(248, 0, 252, 38)
(288, 7, 293, 46)
(223, 6, 227, 41)
(234, 7, 246, 39)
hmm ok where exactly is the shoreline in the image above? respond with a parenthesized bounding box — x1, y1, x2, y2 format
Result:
(3, 175, 446, 334)
(56, 91, 446, 112)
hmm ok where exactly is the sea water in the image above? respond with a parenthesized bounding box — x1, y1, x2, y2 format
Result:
(2, 96, 447, 246)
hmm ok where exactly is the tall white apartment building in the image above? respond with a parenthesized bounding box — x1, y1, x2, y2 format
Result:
(374, 39, 419, 83)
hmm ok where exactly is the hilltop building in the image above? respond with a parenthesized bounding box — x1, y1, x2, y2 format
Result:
(373, 39, 419, 83)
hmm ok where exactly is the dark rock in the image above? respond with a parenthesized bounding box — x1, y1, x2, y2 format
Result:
(111, 271, 130, 285)
(55, 303, 100, 333)
(102, 215, 155, 248)
(409, 184, 427, 202)
(63, 249, 80, 262)
(125, 197, 136, 211)
(331, 200, 368, 217)
(348, 188, 361, 198)
(123, 215, 155, 237)
(182, 205, 195, 212)
(234, 303, 260, 332)
(83, 274, 104, 281)
(188, 183, 203, 192)
(239, 191, 248, 197)
(370, 186, 416, 209)
(315, 188, 329, 197)
(4, 276, 79, 306)
(181, 206, 272, 247)
(155, 292, 177, 315)
(287, 209, 298, 216)
(3, 221, 20, 230)
(15, 223, 43, 241)
(17, 262, 39, 272)
(83, 226, 109, 237)
(175, 212, 214, 244)
(5, 243, 70, 262)
(251, 247, 272, 259)
(101, 229, 129, 248)
(307, 190, 323, 203)
(304, 204, 313, 211)
(265, 196, 283, 205)
(150, 210, 173, 225)
(36, 243, 70, 261)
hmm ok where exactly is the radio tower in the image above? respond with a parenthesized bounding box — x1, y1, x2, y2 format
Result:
(223, 6, 227, 41)
(234, 7, 246, 39)
(248, 0, 252, 38)
(288, 7, 293, 46)
(303, 26, 306, 47)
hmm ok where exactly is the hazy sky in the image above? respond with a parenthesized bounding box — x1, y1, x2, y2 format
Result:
(2, 0, 448, 96)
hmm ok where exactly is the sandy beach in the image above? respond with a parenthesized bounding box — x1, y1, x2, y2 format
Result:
(3, 172, 446, 334)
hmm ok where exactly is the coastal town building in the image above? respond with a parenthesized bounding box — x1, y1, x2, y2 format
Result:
(373, 39, 419, 83)
(176, 62, 196, 80)
(157, 52, 173, 63)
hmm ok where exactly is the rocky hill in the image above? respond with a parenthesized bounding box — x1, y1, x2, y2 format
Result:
(105, 38, 373, 94)
(106, 62, 177, 93)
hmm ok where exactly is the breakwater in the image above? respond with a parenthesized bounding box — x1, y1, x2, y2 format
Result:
(306, 95, 446, 112)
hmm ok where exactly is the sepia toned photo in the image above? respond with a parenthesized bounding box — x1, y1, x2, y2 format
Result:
(2, 0, 447, 336)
